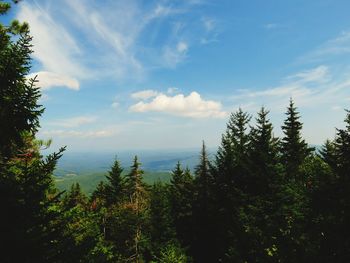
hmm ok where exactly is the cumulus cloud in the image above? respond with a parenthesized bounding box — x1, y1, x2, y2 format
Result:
(28, 71, 79, 90)
(131, 90, 159, 100)
(130, 91, 227, 118)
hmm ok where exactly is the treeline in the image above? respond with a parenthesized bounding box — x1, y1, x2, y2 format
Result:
(1, 1, 350, 262)
(47, 103, 350, 262)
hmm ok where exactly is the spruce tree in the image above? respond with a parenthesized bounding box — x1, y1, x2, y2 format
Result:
(105, 158, 124, 206)
(244, 107, 280, 261)
(124, 156, 149, 262)
(212, 108, 251, 261)
(192, 142, 216, 262)
(169, 162, 194, 249)
(281, 99, 312, 180)
(0, 3, 65, 261)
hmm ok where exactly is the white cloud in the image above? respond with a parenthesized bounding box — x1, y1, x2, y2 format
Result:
(111, 102, 120, 108)
(202, 17, 215, 32)
(40, 129, 115, 138)
(231, 66, 350, 112)
(28, 71, 79, 90)
(17, 2, 86, 87)
(49, 116, 97, 128)
(131, 90, 159, 100)
(298, 31, 350, 62)
(16, 0, 212, 83)
(167, 87, 179, 94)
(286, 65, 330, 83)
(162, 41, 189, 68)
(177, 41, 188, 53)
(130, 91, 227, 118)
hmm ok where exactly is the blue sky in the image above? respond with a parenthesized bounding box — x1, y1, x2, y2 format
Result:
(5, 0, 350, 151)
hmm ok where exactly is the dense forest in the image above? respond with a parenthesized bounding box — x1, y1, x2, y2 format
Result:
(1, 1, 350, 262)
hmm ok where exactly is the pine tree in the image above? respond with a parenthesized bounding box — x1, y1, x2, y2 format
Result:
(210, 109, 252, 261)
(148, 182, 176, 259)
(248, 107, 279, 195)
(0, 3, 65, 261)
(124, 156, 149, 263)
(243, 107, 281, 261)
(62, 182, 87, 209)
(192, 142, 216, 262)
(0, 17, 42, 159)
(169, 162, 194, 249)
(105, 158, 124, 206)
(281, 99, 312, 180)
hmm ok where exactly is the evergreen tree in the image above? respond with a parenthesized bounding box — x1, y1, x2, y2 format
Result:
(192, 142, 216, 262)
(281, 99, 312, 180)
(104, 158, 124, 206)
(212, 108, 251, 261)
(0, 3, 65, 261)
(0, 6, 42, 159)
(169, 162, 194, 250)
(62, 182, 87, 210)
(148, 182, 176, 259)
(244, 107, 281, 261)
(123, 156, 149, 262)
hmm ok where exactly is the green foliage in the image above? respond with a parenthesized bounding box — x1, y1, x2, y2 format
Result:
(104, 158, 125, 206)
(155, 244, 189, 263)
(281, 99, 312, 180)
(0, 28, 43, 159)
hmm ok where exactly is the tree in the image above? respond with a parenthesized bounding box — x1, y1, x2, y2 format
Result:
(123, 156, 149, 262)
(148, 182, 176, 259)
(62, 182, 87, 210)
(0, 2, 42, 159)
(0, 2, 66, 261)
(169, 162, 194, 250)
(192, 142, 216, 262)
(104, 158, 124, 206)
(243, 107, 281, 261)
(211, 108, 251, 261)
(281, 99, 312, 180)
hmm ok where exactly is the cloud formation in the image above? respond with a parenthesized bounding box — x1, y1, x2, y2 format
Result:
(17, 2, 85, 88)
(131, 90, 159, 100)
(130, 92, 227, 118)
(28, 71, 79, 90)
(231, 65, 350, 112)
(16, 0, 212, 86)
(49, 116, 97, 128)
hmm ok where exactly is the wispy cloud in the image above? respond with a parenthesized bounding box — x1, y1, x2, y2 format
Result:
(16, 0, 213, 85)
(40, 129, 116, 138)
(285, 65, 330, 84)
(298, 31, 350, 63)
(48, 116, 97, 128)
(231, 65, 350, 112)
(130, 91, 227, 118)
(28, 71, 79, 90)
(17, 2, 84, 89)
(162, 41, 189, 68)
(131, 90, 159, 100)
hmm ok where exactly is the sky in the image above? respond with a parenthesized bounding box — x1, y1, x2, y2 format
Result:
(4, 0, 350, 152)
